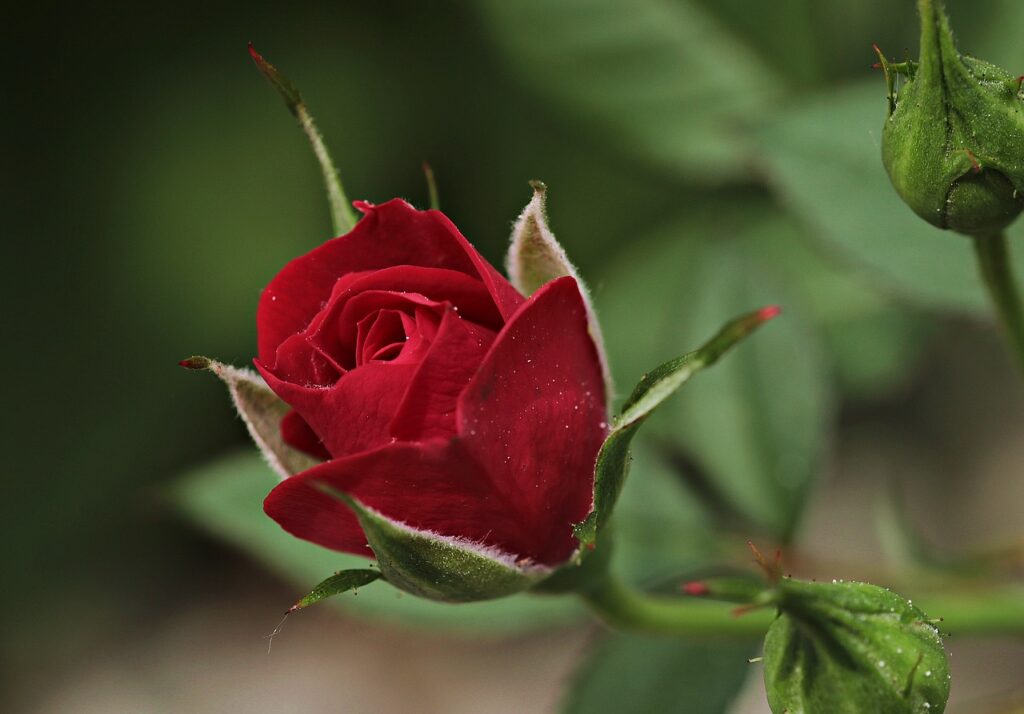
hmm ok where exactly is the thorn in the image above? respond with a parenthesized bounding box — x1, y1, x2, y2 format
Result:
(748, 540, 782, 583)
(682, 581, 710, 596)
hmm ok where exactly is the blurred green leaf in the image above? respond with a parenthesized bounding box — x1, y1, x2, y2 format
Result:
(608, 446, 722, 584)
(595, 201, 832, 540)
(756, 79, 1024, 312)
(746, 211, 934, 398)
(474, 0, 778, 180)
(563, 632, 754, 714)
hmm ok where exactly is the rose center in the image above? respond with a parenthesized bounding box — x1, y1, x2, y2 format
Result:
(354, 309, 411, 365)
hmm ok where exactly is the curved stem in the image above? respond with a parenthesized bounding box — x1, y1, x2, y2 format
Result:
(581, 572, 1024, 638)
(973, 232, 1024, 371)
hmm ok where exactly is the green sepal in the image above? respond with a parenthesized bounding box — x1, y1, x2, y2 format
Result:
(879, 0, 1024, 235)
(288, 569, 382, 612)
(178, 356, 318, 479)
(574, 306, 780, 548)
(506, 181, 613, 399)
(317, 485, 545, 603)
(764, 579, 950, 714)
(248, 43, 357, 235)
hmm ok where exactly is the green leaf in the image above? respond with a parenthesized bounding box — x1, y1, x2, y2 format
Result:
(248, 44, 356, 235)
(506, 181, 613, 399)
(289, 569, 382, 612)
(764, 579, 950, 714)
(318, 485, 544, 603)
(595, 207, 832, 539)
(174, 452, 586, 632)
(757, 79, 1024, 312)
(563, 632, 755, 714)
(474, 0, 778, 180)
(178, 356, 318, 479)
(745, 211, 934, 398)
(574, 303, 779, 548)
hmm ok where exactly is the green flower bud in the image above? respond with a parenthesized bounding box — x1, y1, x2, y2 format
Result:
(763, 579, 950, 714)
(878, 0, 1024, 236)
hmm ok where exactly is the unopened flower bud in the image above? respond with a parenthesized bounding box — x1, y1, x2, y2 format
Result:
(878, 0, 1024, 236)
(763, 579, 950, 714)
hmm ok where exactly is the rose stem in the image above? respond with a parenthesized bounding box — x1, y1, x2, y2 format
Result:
(973, 232, 1024, 372)
(580, 572, 1024, 637)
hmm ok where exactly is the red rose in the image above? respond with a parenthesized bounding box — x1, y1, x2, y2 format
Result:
(256, 199, 608, 568)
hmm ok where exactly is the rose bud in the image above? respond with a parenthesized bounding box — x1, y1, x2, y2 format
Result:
(877, 0, 1024, 236)
(254, 198, 609, 601)
(763, 579, 950, 714)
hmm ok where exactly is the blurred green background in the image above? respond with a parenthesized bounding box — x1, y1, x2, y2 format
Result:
(7, 1, 1024, 712)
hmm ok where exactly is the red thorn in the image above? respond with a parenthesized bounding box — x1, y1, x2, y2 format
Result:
(758, 305, 782, 321)
(682, 581, 710, 596)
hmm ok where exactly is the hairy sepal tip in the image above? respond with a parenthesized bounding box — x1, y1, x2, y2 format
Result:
(178, 356, 211, 370)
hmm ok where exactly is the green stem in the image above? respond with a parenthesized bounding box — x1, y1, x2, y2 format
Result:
(581, 573, 1024, 638)
(973, 232, 1024, 371)
(580, 573, 771, 639)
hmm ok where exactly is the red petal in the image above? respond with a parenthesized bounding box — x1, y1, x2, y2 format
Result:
(328, 265, 503, 331)
(257, 200, 524, 364)
(263, 440, 522, 559)
(257, 359, 418, 459)
(389, 309, 497, 441)
(457, 276, 608, 564)
(280, 411, 331, 461)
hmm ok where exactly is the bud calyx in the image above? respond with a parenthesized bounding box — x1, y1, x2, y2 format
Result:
(879, 0, 1024, 236)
